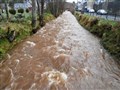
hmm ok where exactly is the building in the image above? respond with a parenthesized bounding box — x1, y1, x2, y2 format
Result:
(87, 0, 95, 8)
(14, 0, 32, 10)
(76, 0, 87, 10)
(65, 2, 75, 13)
(0, 0, 32, 10)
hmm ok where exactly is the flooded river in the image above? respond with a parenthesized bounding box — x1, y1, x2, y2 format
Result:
(0, 11, 120, 90)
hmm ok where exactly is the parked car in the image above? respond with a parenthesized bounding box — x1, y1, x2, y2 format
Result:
(88, 8, 95, 13)
(83, 7, 88, 12)
(97, 9, 107, 15)
(77, 8, 82, 12)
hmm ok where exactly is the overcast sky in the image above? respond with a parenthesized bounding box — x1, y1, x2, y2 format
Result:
(67, 0, 82, 3)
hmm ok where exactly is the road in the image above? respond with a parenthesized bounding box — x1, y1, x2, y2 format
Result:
(0, 11, 120, 90)
(87, 12, 120, 21)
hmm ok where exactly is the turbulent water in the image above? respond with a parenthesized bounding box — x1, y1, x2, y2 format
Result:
(0, 11, 120, 90)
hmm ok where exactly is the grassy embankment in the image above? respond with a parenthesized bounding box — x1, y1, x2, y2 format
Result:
(75, 12, 120, 63)
(0, 11, 55, 60)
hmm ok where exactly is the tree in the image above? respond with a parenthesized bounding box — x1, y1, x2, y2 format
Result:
(40, 0, 45, 27)
(107, 0, 120, 20)
(31, 0, 37, 29)
(9, 0, 24, 9)
(1, 0, 23, 21)
(4, 0, 9, 21)
(36, 0, 41, 24)
(36, 0, 45, 27)
(47, 0, 66, 17)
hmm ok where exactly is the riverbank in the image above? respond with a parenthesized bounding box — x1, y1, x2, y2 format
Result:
(0, 12, 55, 60)
(0, 11, 120, 90)
(75, 12, 120, 64)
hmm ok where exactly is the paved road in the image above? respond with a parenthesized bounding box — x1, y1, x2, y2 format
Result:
(87, 12, 120, 21)
(0, 11, 120, 90)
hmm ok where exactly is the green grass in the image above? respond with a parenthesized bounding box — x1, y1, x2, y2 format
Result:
(0, 21, 32, 59)
(83, 13, 118, 26)
(44, 13, 55, 23)
(99, 19, 118, 26)
(0, 11, 55, 61)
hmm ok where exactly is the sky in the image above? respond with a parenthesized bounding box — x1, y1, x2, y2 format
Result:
(66, 0, 82, 3)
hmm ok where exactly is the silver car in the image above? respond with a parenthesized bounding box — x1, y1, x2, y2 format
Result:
(97, 9, 107, 15)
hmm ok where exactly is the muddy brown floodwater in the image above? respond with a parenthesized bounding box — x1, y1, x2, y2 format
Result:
(0, 11, 120, 90)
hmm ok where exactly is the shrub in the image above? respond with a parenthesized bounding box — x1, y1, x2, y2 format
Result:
(18, 8, 24, 13)
(75, 13, 120, 62)
(90, 25, 99, 34)
(99, 23, 112, 31)
(80, 16, 87, 26)
(43, 13, 55, 23)
(9, 9, 16, 15)
(113, 22, 120, 31)
(102, 30, 120, 60)
(0, 48, 5, 59)
(82, 17, 89, 27)
(89, 18, 99, 27)
(80, 15, 85, 22)
(78, 14, 82, 21)
(96, 24, 112, 37)
(75, 13, 79, 17)
(0, 28, 6, 39)
(26, 8, 29, 13)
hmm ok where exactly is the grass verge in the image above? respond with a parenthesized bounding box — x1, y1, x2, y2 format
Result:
(0, 12, 55, 60)
(75, 12, 120, 63)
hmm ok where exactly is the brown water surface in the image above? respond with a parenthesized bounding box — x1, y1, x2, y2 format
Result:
(0, 11, 120, 90)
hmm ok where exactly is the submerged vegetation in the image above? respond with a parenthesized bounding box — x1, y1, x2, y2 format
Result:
(75, 12, 120, 63)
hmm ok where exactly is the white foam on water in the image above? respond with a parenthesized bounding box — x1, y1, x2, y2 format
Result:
(55, 40, 59, 44)
(61, 72, 68, 81)
(29, 83, 36, 90)
(53, 54, 69, 60)
(100, 49, 103, 54)
(26, 41, 36, 47)
(8, 67, 14, 82)
(71, 67, 78, 71)
(28, 55, 33, 59)
(15, 59, 20, 64)
(53, 55, 60, 59)
(24, 54, 27, 56)
(7, 54, 11, 59)
(83, 67, 88, 73)
(36, 65, 41, 68)
(41, 70, 68, 86)
(58, 48, 66, 52)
